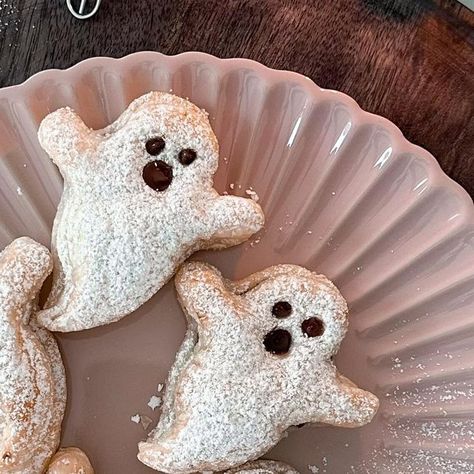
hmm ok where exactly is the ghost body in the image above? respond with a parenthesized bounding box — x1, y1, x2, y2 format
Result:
(0, 238, 66, 473)
(37, 92, 264, 332)
(138, 263, 379, 473)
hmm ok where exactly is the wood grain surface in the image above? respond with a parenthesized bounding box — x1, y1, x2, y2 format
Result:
(0, 0, 473, 197)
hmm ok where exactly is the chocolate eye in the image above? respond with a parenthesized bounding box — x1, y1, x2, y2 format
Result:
(143, 160, 173, 191)
(146, 137, 166, 156)
(263, 328, 292, 354)
(178, 148, 197, 166)
(272, 301, 292, 318)
(302, 317, 324, 337)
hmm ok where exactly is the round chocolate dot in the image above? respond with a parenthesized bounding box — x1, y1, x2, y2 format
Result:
(272, 301, 292, 319)
(143, 160, 173, 191)
(146, 137, 165, 156)
(263, 328, 292, 355)
(302, 317, 324, 337)
(178, 148, 197, 166)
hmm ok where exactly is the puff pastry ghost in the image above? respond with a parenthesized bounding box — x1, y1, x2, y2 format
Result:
(225, 460, 299, 473)
(0, 238, 66, 473)
(138, 262, 379, 473)
(37, 92, 264, 332)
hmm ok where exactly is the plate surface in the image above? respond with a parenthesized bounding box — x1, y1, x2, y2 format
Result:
(0, 52, 473, 473)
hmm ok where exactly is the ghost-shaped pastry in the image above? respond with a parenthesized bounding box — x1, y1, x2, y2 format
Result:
(0, 238, 66, 473)
(0, 238, 94, 474)
(138, 262, 379, 473)
(46, 448, 94, 474)
(37, 92, 264, 332)
(225, 460, 299, 473)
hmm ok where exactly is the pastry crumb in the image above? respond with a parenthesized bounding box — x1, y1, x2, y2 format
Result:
(131, 414, 140, 424)
(148, 395, 162, 410)
(141, 415, 153, 430)
(245, 188, 260, 203)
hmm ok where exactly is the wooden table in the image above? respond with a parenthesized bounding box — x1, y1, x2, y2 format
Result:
(1, 0, 473, 197)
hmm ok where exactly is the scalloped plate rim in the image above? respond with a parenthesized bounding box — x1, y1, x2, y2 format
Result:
(1, 50, 473, 225)
(1, 51, 473, 473)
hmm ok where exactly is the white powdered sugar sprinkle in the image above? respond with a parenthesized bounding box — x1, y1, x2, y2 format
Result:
(138, 262, 378, 472)
(0, 238, 65, 472)
(36, 91, 264, 332)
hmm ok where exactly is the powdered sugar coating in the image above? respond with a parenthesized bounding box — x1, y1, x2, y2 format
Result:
(46, 447, 94, 474)
(225, 460, 299, 473)
(138, 262, 379, 473)
(37, 92, 264, 332)
(0, 238, 66, 473)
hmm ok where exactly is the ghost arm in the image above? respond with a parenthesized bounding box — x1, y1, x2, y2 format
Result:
(38, 107, 94, 172)
(175, 261, 240, 327)
(202, 195, 264, 249)
(316, 373, 379, 428)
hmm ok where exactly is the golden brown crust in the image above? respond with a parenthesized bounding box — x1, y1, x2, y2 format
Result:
(0, 238, 66, 473)
(47, 448, 94, 474)
(224, 460, 299, 473)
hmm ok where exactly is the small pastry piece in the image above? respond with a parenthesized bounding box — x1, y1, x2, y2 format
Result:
(37, 92, 264, 332)
(46, 448, 94, 474)
(225, 460, 299, 473)
(138, 262, 379, 473)
(0, 238, 66, 473)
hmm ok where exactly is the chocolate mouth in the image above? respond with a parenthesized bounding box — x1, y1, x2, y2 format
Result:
(143, 160, 173, 192)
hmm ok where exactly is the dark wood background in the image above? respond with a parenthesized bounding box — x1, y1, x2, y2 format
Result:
(0, 0, 473, 197)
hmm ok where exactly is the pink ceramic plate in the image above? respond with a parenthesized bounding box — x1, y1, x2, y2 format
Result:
(0, 52, 473, 473)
